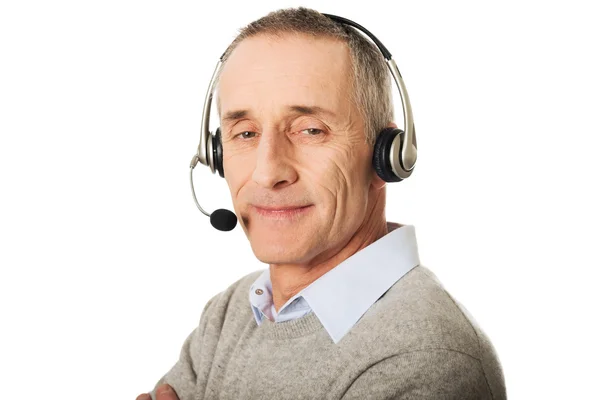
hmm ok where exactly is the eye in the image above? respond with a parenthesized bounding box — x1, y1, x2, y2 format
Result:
(300, 128, 323, 135)
(236, 131, 257, 139)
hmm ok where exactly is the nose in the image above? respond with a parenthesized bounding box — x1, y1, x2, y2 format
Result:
(251, 130, 298, 189)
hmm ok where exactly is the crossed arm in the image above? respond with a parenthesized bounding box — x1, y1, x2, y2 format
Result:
(136, 348, 493, 400)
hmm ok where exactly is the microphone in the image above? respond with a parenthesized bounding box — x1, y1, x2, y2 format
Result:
(189, 166, 238, 231)
(210, 209, 238, 231)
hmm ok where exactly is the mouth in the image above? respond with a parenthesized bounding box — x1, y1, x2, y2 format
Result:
(250, 205, 313, 220)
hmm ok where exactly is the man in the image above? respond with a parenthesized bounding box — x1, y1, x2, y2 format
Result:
(137, 7, 506, 400)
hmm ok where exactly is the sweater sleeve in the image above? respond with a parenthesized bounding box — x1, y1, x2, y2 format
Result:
(147, 296, 217, 400)
(341, 349, 495, 400)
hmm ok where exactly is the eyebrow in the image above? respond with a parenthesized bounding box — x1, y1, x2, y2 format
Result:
(222, 109, 248, 124)
(222, 104, 336, 124)
(287, 105, 336, 118)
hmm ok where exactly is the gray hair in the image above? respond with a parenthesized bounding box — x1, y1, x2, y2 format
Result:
(214, 7, 394, 146)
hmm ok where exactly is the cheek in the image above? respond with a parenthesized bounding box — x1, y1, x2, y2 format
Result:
(311, 144, 370, 185)
(223, 154, 251, 197)
(300, 149, 367, 204)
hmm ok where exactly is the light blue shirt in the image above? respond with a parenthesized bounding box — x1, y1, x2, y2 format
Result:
(248, 222, 421, 344)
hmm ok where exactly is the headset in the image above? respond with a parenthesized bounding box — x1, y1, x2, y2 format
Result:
(189, 13, 417, 232)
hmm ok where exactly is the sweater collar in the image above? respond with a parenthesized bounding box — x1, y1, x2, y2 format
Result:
(248, 222, 420, 344)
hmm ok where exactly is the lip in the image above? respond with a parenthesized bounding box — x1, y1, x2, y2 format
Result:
(251, 204, 313, 220)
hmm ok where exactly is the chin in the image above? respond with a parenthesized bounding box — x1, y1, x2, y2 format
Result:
(250, 236, 315, 265)
(251, 241, 296, 264)
(243, 211, 324, 263)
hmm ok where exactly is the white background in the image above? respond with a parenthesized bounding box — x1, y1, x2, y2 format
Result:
(1, 0, 598, 398)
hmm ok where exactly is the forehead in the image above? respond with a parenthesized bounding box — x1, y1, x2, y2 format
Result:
(217, 33, 353, 118)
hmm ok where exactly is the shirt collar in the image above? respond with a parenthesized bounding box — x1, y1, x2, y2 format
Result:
(248, 222, 420, 344)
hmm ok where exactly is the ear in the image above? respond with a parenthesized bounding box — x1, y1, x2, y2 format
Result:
(370, 122, 399, 190)
(370, 169, 386, 190)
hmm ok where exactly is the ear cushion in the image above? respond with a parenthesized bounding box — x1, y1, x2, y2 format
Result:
(372, 127, 404, 183)
(213, 127, 224, 178)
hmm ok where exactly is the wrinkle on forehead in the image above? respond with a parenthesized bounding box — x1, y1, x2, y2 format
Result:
(215, 33, 356, 124)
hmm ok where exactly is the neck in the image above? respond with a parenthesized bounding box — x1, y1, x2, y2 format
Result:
(269, 187, 388, 313)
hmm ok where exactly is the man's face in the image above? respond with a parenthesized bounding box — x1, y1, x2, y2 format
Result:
(218, 33, 384, 265)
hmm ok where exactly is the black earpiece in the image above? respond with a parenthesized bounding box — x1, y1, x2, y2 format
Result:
(213, 127, 224, 178)
(373, 128, 405, 183)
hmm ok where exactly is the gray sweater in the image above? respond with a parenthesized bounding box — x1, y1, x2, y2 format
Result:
(150, 266, 506, 399)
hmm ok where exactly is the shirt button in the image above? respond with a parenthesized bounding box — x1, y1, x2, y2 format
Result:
(255, 288, 264, 295)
